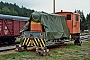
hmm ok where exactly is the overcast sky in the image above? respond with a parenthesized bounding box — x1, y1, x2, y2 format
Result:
(0, 0, 90, 16)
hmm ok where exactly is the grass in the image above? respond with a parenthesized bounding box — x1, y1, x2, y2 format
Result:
(15, 37, 21, 42)
(0, 40, 90, 60)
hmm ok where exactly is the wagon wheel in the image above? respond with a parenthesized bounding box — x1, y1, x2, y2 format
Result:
(0, 41, 2, 45)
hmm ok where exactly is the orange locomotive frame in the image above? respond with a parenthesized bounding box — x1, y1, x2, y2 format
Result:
(55, 10, 80, 40)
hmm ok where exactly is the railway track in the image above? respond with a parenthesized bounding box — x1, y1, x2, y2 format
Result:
(0, 45, 16, 52)
(0, 42, 19, 52)
(0, 34, 90, 52)
(80, 34, 90, 40)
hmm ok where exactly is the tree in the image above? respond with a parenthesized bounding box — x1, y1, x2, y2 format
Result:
(0, 1, 34, 17)
(0, 7, 11, 15)
(11, 9, 18, 15)
(86, 13, 90, 32)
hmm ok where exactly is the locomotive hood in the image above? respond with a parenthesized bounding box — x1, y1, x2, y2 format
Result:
(20, 12, 70, 40)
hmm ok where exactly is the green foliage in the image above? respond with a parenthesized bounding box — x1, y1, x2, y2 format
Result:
(0, 1, 34, 17)
(86, 13, 90, 31)
(0, 7, 11, 14)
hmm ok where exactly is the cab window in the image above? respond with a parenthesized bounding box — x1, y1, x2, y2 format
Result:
(76, 15, 78, 21)
(66, 14, 71, 20)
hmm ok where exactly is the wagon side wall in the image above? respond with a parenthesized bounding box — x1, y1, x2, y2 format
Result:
(0, 19, 27, 37)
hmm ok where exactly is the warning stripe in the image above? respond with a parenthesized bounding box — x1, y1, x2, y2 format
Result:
(23, 38, 26, 45)
(25, 38, 29, 45)
(32, 40, 35, 46)
(27, 39, 30, 46)
(33, 39, 37, 46)
(34, 38, 39, 46)
(39, 38, 43, 47)
(40, 38, 46, 47)
(37, 38, 43, 47)
(27, 42, 30, 46)
(22, 38, 46, 47)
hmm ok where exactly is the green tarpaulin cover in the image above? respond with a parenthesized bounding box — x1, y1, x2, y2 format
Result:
(20, 12, 70, 40)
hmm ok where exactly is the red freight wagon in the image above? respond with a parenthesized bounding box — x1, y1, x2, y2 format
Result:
(0, 14, 29, 44)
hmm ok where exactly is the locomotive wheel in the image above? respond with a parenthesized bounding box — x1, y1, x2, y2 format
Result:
(74, 40, 82, 46)
(8, 39, 15, 44)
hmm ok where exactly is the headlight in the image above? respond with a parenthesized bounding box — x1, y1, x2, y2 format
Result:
(40, 32, 44, 36)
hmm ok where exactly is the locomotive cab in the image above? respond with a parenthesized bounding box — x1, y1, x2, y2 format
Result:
(55, 11, 80, 40)
(55, 11, 81, 45)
